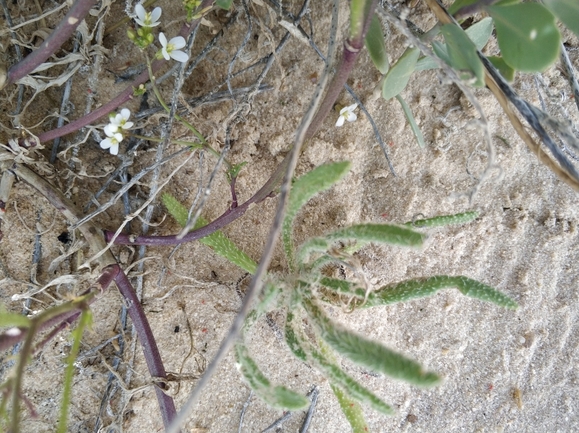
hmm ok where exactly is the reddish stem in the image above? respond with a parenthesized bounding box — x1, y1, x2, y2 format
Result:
(36, 0, 215, 144)
(4, 0, 98, 88)
(113, 267, 177, 429)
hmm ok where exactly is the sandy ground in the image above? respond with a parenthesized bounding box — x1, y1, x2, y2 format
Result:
(1, 0, 578, 432)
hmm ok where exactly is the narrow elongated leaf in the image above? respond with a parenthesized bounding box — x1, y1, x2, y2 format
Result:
(325, 224, 425, 247)
(441, 23, 484, 86)
(382, 47, 420, 100)
(286, 310, 394, 415)
(365, 14, 389, 74)
(162, 193, 257, 274)
(364, 275, 518, 309)
(58, 309, 92, 433)
(543, 0, 579, 37)
(396, 94, 425, 148)
(0, 309, 31, 328)
(487, 3, 560, 72)
(331, 384, 370, 433)
(235, 343, 309, 410)
(319, 275, 518, 310)
(283, 162, 350, 270)
(403, 211, 478, 228)
(312, 347, 394, 415)
(303, 298, 440, 386)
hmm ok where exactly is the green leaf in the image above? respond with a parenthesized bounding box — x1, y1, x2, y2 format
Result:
(448, 0, 479, 16)
(57, 309, 92, 433)
(162, 193, 257, 274)
(415, 18, 493, 71)
(365, 15, 389, 74)
(382, 47, 420, 100)
(403, 211, 478, 228)
(487, 56, 515, 82)
(325, 224, 425, 247)
(313, 348, 394, 415)
(543, 0, 579, 37)
(283, 162, 351, 270)
(235, 343, 309, 410)
(440, 23, 485, 86)
(303, 298, 440, 386)
(415, 41, 449, 71)
(216, 0, 233, 10)
(364, 276, 518, 309)
(285, 310, 308, 361)
(331, 384, 370, 433)
(487, 3, 561, 72)
(396, 94, 425, 148)
(0, 308, 31, 328)
(464, 17, 494, 50)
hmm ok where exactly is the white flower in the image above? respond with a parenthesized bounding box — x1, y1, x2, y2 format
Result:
(100, 129, 123, 155)
(335, 103, 358, 127)
(105, 108, 134, 135)
(159, 32, 189, 63)
(134, 4, 162, 28)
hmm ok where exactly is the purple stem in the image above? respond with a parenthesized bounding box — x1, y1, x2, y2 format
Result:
(305, 0, 378, 141)
(36, 0, 216, 144)
(4, 0, 98, 88)
(105, 151, 288, 245)
(113, 267, 176, 429)
(106, 2, 379, 247)
(0, 265, 118, 352)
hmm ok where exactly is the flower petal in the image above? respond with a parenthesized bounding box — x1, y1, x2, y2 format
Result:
(169, 36, 186, 50)
(120, 108, 131, 120)
(104, 124, 118, 136)
(109, 143, 119, 155)
(135, 4, 146, 21)
(121, 121, 134, 130)
(100, 138, 112, 149)
(162, 48, 170, 60)
(346, 103, 358, 112)
(170, 50, 189, 63)
(150, 7, 162, 23)
(113, 133, 123, 143)
(159, 32, 167, 47)
(345, 112, 357, 122)
(335, 116, 345, 127)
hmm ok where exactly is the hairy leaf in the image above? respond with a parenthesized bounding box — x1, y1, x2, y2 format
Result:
(365, 276, 518, 309)
(365, 14, 389, 74)
(403, 211, 478, 228)
(283, 162, 350, 270)
(382, 47, 420, 100)
(331, 384, 370, 433)
(303, 298, 440, 386)
(235, 343, 309, 410)
(325, 224, 425, 247)
(487, 3, 560, 72)
(162, 193, 257, 274)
